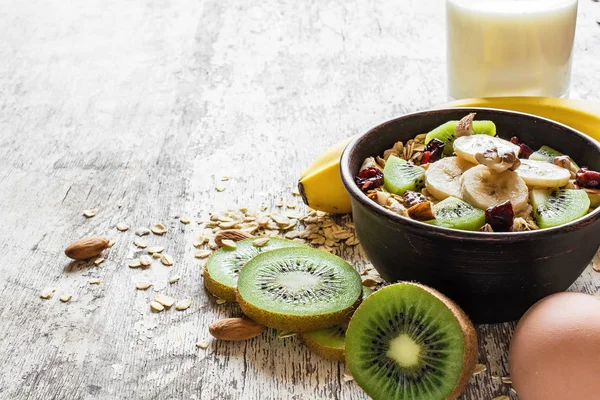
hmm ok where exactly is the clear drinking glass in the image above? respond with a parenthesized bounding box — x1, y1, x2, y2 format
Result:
(446, 0, 578, 100)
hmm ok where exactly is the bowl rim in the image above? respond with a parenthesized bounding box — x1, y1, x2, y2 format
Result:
(340, 107, 600, 241)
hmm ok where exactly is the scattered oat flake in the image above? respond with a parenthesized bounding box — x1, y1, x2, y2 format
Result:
(176, 298, 192, 310)
(83, 209, 97, 218)
(155, 294, 175, 307)
(292, 189, 300, 196)
(491, 372, 500, 380)
(160, 254, 174, 266)
(195, 250, 212, 259)
(221, 239, 237, 249)
(216, 298, 227, 305)
(342, 372, 354, 383)
(592, 249, 600, 272)
(107, 240, 116, 248)
(136, 282, 152, 290)
(40, 288, 56, 299)
(221, 176, 229, 181)
(169, 274, 181, 284)
(216, 186, 226, 192)
(196, 339, 210, 349)
(134, 238, 147, 248)
(88, 279, 101, 285)
(501, 376, 512, 384)
(128, 259, 142, 268)
(94, 257, 105, 265)
(59, 294, 72, 302)
(147, 246, 165, 254)
(277, 331, 296, 339)
(135, 228, 151, 237)
(151, 223, 167, 235)
(152, 253, 162, 259)
(180, 217, 190, 224)
(275, 201, 284, 207)
(116, 224, 129, 232)
(260, 205, 268, 211)
(473, 364, 487, 376)
(140, 255, 153, 267)
(150, 301, 164, 312)
(252, 237, 270, 247)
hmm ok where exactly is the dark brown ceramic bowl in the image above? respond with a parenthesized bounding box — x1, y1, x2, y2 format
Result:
(340, 108, 600, 324)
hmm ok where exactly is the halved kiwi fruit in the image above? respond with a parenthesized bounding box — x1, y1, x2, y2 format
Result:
(425, 120, 496, 155)
(383, 156, 426, 195)
(345, 282, 478, 400)
(299, 287, 375, 361)
(530, 188, 590, 229)
(236, 247, 363, 332)
(427, 196, 485, 231)
(204, 237, 306, 301)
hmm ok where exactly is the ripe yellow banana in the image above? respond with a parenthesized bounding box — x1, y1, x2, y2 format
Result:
(298, 97, 600, 214)
(297, 136, 354, 214)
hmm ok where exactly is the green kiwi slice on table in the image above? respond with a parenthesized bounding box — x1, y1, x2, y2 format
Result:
(530, 188, 590, 229)
(383, 156, 426, 195)
(204, 238, 306, 301)
(345, 282, 478, 400)
(299, 287, 375, 361)
(427, 196, 485, 231)
(425, 120, 496, 155)
(236, 247, 363, 332)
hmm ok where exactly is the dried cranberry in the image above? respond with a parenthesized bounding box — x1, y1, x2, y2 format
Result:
(485, 201, 514, 232)
(510, 136, 520, 145)
(423, 139, 445, 163)
(355, 168, 384, 192)
(518, 143, 533, 159)
(402, 190, 428, 208)
(421, 151, 431, 164)
(576, 168, 600, 189)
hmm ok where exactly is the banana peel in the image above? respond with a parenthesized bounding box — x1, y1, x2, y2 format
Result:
(298, 136, 354, 214)
(298, 97, 600, 214)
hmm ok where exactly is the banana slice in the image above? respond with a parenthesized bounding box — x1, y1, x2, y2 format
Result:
(425, 157, 476, 200)
(460, 165, 529, 212)
(453, 135, 520, 164)
(516, 159, 571, 188)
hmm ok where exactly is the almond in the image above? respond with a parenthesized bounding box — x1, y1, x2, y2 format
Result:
(214, 229, 254, 247)
(64, 237, 110, 260)
(208, 318, 265, 341)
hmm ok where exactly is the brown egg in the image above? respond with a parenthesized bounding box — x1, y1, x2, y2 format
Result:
(509, 292, 600, 400)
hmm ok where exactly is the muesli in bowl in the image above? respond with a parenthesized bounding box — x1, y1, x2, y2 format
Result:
(355, 113, 600, 232)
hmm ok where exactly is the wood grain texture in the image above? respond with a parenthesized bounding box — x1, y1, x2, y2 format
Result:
(0, 0, 598, 399)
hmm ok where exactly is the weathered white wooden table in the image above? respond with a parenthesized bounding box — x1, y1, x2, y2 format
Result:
(1, 1, 599, 399)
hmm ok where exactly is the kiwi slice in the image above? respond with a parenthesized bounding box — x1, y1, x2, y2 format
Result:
(383, 156, 426, 195)
(530, 145, 580, 170)
(425, 120, 496, 155)
(427, 196, 485, 231)
(345, 282, 478, 400)
(204, 238, 306, 301)
(300, 287, 375, 361)
(236, 247, 363, 332)
(530, 188, 590, 229)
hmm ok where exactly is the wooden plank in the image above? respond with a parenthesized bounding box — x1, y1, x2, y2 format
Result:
(0, 0, 598, 399)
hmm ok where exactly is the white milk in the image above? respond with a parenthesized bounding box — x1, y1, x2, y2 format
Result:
(446, 0, 578, 99)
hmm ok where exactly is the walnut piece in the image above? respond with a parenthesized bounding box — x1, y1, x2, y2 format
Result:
(475, 147, 521, 173)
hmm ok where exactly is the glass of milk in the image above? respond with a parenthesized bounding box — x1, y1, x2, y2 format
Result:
(446, 0, 578, 99)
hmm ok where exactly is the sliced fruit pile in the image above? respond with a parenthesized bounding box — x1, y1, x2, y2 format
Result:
(204, 236, 478, 400)
(357, 113, 597, 232)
